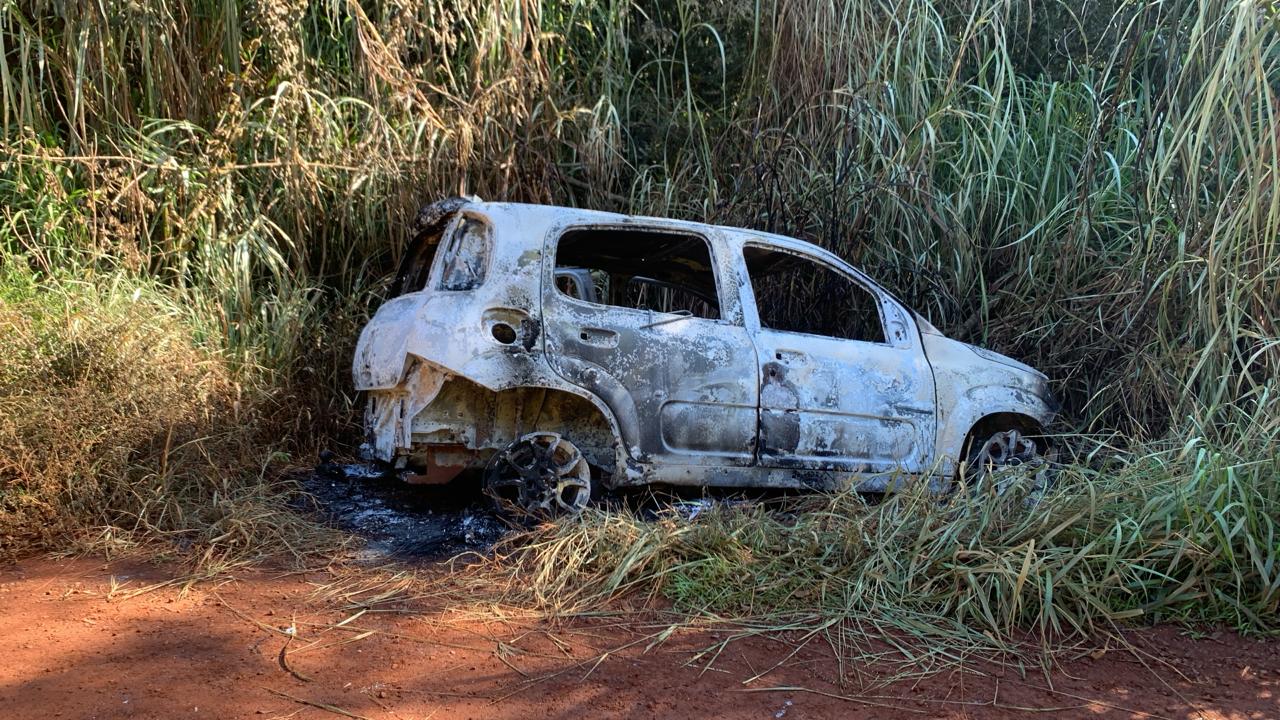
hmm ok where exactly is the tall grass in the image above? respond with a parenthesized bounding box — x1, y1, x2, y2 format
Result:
(478, 443, 1280, 647)
(0, 268, 333, 561)
(0, 0, 1277, 630)
(4, 0, 1274, 438)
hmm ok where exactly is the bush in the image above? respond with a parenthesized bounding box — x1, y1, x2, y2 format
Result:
(0, 272, 325, 560)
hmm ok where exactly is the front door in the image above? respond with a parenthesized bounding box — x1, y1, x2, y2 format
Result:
(740, 243, 936, 474)
(542, 226, 759, 466)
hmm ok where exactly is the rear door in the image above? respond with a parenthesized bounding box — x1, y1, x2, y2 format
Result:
(542, 225, 759, 466)
(739, 242, 936, 474)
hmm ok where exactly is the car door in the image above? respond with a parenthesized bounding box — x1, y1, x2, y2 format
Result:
(542, 225, 760, 466)
(739, 241, 936, 474)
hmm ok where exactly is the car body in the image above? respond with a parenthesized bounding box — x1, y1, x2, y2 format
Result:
(353, 199, 1056, 512)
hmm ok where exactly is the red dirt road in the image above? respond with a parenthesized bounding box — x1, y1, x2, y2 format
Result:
(1, 557, 1277, 719)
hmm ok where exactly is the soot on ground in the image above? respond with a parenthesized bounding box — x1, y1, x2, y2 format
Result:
(300, 458, 815, 563)
(302, 462, 509, 562)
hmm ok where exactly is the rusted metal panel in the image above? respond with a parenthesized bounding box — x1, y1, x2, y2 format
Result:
(353, 200, 1056, 498)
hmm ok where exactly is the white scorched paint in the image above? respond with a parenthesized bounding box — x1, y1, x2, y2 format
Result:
(353, 200, 1056, 492)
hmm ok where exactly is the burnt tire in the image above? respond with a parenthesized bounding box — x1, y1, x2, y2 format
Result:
(960, 428, 1055, 503)
(484, 432, 592, 517)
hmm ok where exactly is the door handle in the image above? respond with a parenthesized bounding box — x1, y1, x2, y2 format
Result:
(577, 327, 619, 348)
(774, 349, 807, 364)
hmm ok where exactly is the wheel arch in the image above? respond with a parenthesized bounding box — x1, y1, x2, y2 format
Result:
(377, 371, 630, 485)
(961, 412, 1048, 456)
(934, 382, 1056, 476)
(485, 385, 624, 478)
(953, 412, 1053, 484)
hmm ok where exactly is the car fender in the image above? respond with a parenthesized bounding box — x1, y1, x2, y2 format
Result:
(922, 333, 1056, 475)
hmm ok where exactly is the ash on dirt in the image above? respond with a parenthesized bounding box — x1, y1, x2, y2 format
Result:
(297, 460, 806, 563)
(300, 463, 509, 562)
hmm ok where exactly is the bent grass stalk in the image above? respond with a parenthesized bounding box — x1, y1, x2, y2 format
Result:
(0, 0, 1276, 647)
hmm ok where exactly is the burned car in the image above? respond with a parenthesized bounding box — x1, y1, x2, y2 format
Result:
(353, 199, 1056, 514)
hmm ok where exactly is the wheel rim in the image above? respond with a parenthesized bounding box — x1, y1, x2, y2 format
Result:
(973, 429, 1038, 470)
(966, 429, 1052, 500)
(485, 432, 591, 516)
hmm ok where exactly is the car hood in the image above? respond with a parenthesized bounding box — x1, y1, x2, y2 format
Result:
(920, 332, 1055, 408)
(960, 342, 1047, 380)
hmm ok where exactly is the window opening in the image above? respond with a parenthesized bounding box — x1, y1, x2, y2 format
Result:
(438, 217, 490, 291)
(555, 228, 721, 320)
(743, 244, 884, 343)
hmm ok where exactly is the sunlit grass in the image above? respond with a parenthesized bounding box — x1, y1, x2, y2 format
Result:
(0, 0, 1276, 636)
(467, 442, 1280, 653)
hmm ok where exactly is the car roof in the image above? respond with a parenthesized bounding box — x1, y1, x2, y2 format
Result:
(463, 200, 845, 265)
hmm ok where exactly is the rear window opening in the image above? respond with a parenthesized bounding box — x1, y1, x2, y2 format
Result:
(554, 228, 721, 320)
(391, 215, 492, 296)
(393, 229, 444, 296)
(438, 217, 490, 291)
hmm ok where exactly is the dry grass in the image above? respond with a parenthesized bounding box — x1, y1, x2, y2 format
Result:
(317, 444, 1276, 671)
(0, 272, 339, 562)
(0, 0, 1277, 640)
(496, 449, 1278, 629)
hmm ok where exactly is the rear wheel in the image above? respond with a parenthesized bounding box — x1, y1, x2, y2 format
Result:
(484, 432, 592, 517)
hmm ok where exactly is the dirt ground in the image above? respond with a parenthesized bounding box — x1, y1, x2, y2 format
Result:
(1, 558, 1278, 719)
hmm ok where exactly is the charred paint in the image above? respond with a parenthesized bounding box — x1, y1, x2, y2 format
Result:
(353, 200, 1056, 492)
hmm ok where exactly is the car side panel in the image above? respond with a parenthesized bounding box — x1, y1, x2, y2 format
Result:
(540, 224, 760, 466)
(753, 331, 937, 472)
(543, 300, 759, 464)
(923, 333, 1056, 474)
(726, 231, 938, 475)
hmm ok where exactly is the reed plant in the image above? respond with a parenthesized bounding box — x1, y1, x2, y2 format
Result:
(1, 0, 1276, 632)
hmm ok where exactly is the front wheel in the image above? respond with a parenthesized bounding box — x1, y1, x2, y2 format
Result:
(961, 428, 1054, 502)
